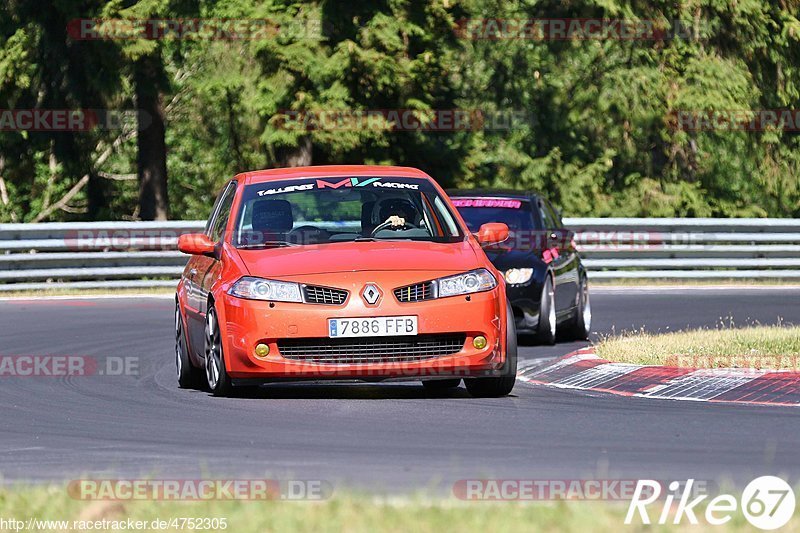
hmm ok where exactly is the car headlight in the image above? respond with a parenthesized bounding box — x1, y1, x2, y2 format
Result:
(228, 276, 302, 302)
(436, 269, 497, 298)
(504, 268, 533, 285)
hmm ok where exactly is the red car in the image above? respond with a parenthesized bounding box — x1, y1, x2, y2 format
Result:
(175, 165, 516, 397)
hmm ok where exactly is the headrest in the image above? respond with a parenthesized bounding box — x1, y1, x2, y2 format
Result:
(251, 199, 294, 233)
(373, 197, 418, 224)
(361, 201, 376, 233)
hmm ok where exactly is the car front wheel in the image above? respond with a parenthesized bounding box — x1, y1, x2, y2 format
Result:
(561, 275, 591, 341)
(205, 305, 233, 397)
(534, 275, 556, 345)
(465, 301, 517, 398)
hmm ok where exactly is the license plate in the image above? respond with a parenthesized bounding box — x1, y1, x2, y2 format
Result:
(328, 316, 418, 338)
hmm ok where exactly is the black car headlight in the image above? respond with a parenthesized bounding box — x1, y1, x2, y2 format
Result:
(504, 268, 534, 285)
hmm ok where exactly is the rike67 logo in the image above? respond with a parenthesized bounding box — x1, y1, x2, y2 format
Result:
(626, 476, 796, 530)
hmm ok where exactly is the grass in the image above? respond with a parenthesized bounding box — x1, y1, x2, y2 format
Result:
(1, 486, 798, 533)
(596, 325, 800, 369)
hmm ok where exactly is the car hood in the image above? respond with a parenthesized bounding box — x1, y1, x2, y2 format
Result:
(234, 240, 481, 277)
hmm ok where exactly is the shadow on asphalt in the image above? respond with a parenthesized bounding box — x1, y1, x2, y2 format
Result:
(202, 336, 591, 400)
(197, 383, 482, 400)
(519, 339, 592, 360)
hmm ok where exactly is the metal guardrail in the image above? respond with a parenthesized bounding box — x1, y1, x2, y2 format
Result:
(1, 218, 799, 291)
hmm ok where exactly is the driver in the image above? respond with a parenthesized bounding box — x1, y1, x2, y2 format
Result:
(379, 198, 418, 228)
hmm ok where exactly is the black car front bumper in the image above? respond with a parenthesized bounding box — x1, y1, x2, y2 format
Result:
(506, 281, 544, 334)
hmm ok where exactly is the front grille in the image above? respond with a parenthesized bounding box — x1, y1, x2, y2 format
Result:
(278, 334, 466, 364)
(394, 282, 435, 302)
(303, 285, 348, 305)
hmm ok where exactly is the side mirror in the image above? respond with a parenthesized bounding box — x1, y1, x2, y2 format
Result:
(475, 223, 509, 246)
(178, 233, 216, 256)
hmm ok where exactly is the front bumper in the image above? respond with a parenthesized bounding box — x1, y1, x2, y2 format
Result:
(217, 272, 508, 381)
(505, 281, 543, 333)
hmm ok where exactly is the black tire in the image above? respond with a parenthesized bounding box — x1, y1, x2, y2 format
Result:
(205, 305, 233, 397)
(465, 301, 517, 398)
(561, 275, 591, 341)
(422, 379, 461, 390)
(534, 275, 556, 345)
(176, 303, 204, 389)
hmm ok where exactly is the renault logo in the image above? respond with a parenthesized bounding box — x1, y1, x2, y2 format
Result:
(361, 284, 382, 306)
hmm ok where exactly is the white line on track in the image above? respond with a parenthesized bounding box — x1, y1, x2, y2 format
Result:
(592, 285, 800, 294)
(0, 294, 174, 302)
(0, 447, 45, 453)
(515, 358, 558, 378)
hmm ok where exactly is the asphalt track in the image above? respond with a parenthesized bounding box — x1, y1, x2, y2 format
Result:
(0, 287, 798, 491)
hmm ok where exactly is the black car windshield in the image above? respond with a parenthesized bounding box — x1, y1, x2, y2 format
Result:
(233, 176, 463, 247)
(452, 198, 541, 232)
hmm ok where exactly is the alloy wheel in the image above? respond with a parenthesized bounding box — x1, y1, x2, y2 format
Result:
(175, 306, 183, 379)
(205, 310, 222, 390)
(546, 281, 556, 338)
(581, 281, 592, 335)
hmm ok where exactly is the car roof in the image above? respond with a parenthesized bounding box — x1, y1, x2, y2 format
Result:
(446, 188, 541, 201)
(237, 165, 432, 185)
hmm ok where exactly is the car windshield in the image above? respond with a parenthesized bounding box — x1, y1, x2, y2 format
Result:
(233, 176, 464, 247)
(451, 198, 541, 232)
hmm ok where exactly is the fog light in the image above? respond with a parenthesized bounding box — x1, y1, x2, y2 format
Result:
(254, 343, 270, 357)
(473, 336, 488, 350)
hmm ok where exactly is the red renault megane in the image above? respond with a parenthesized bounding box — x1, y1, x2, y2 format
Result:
(175, 165, 517, 397)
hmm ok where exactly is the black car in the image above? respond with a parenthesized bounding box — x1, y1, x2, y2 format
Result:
(448, 189, 591, 344)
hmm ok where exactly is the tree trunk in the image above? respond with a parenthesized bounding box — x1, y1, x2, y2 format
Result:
(134, 53, 169, 220)
(278, 136, 312, 167)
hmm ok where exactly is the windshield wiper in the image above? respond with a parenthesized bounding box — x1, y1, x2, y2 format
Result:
(352, 237, 414, 242)
(237, 241, 299, 249)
